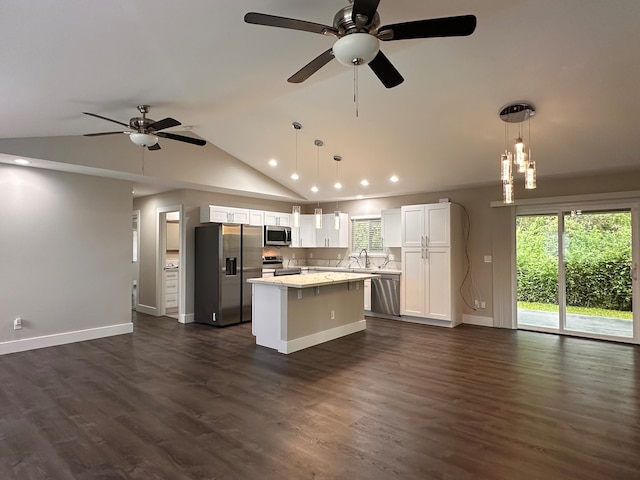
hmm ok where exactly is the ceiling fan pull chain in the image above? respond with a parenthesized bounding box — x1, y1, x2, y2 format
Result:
(354, 64, 359, 118)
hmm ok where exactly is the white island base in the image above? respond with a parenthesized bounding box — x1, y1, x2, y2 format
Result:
(248, 272, 378, 354)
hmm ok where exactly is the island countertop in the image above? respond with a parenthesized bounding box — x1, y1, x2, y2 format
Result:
(248, 271, 378, 289)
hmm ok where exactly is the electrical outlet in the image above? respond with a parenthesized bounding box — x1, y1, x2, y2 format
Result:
(297, 290, 303, 300)
(338, 253, 342, 259)
(480, 301, 486, 309)
(309, 253, 313, 258)
(389, 254, 395, 261)
(14, 317, 22, 330)
(330, 310, 335, 320)
(484, 255, 492, 263)
(474, 299, 479, 309)
(292, 253, 296, 259)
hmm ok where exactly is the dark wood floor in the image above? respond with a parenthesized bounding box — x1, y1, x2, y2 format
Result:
(1, 314, 639, 480)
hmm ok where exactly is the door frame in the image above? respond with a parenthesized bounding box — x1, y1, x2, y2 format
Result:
(515, 199, 639, 344)
(156, 205, 187, 323)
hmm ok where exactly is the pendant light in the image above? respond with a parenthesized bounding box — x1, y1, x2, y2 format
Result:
(333, 155, 342, 229)
(290, 122, 302, 227)
(499, 102, 537, 203)
(313, 139, 323, 228)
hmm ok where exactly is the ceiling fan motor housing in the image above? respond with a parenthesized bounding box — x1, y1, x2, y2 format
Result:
(334, 5, 380, 35)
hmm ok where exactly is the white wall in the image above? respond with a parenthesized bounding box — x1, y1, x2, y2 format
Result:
(0, 164, 133, 354)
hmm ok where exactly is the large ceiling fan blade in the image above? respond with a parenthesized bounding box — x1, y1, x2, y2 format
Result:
(288, 49, 335, 83)
(351, 0, 380, 27)
(368, 51, 404, 88)
(148, 143, 161, 151)
(244, 12, 335, 35)
(379, 15, 477, 41)
(83, 131, 127, 137)
(148, 117, 181, 132)
(82, 112, 129, 128)
(156, 131, 206, 146)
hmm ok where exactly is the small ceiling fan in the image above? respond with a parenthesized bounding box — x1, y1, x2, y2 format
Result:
(83, 105, 206, 150)
(245, 0, 476, 88)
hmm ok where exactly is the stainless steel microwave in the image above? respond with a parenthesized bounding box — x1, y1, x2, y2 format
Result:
(264, 225, 292, 246)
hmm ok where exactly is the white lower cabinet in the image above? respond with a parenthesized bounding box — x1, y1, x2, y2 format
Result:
(164, 270, 179, 309)
(364, 279, 372, 312)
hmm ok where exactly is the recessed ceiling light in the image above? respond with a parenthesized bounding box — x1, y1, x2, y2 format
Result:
(15, 158, 31, 165)
(268, 159, 278, 167)
(311, 185, 319, 193)
(389, 175, 399, 183)
(291, 172, 299, 180)
(356, 195, 364, 199)
(334, 182, 342, 190)
(360, 179, 369, 186)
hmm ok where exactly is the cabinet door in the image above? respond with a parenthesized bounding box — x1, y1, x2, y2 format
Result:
(381, 208, 401, 247)
(201, 205, 230, 223)
(291, 215, 316, 247)
(426, 247, 451, 320)
(401, 248, 425, 316)
(249, 210, 264, 226)
(263, 211, 279, 226)
(277, 213, 291, 227)
(229, 208, 250, 224)
(401, 205, 425, 247)
(425, 203, 450, 247)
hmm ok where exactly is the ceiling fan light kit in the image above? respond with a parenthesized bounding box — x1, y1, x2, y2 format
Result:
(499, 102, 537, 204)
(333, 33, 379, 66)
(129, 132, 158, 147)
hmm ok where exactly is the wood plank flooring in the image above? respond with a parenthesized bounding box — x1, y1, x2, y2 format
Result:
(1, 313, 639, 479)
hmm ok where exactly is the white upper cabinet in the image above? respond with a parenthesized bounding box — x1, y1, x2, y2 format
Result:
(381, 208, 401, 247)
(264, 211, 291, 227)
(316, 213, 349, 248)
(200, 205, 252, 224)
(401, 203, 450, 248)
(291, 213, 349, 248)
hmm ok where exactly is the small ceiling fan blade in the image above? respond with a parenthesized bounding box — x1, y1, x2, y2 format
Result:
(244, 12, 335, 35)
(368, 51, 404, 88)
(83, 112, 129, 128)
(148, 143, 161, 151)
(288, 49, 334, 83)
(351, 0, 380, 26)
(148, 117, 181, 132)
(156, 131, 206, 146)
(83, 131, 127, 137)
(379, 15, 477, 41)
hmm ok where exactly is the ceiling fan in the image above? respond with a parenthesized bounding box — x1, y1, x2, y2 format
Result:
(245, 0, 476, 88)
(83, 105, 206, 150)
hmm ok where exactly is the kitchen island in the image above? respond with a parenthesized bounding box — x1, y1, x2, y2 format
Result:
(247, 272, 379, 354)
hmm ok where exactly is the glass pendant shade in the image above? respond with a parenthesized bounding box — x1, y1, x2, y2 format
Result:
(334, 211, 341, 230)
(314, 208, 323, 229)
(515, 137, 527, 172)
(525, 160, 537, 189)
(292, 205, 301, 228)
(503, 180, 514, 204)
(500, 152, 512, 181)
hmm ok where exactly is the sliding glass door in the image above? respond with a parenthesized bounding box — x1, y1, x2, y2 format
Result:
(516, 203, 637, 342)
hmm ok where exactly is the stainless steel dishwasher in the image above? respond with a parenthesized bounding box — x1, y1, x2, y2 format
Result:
(371, 273, 401, 316)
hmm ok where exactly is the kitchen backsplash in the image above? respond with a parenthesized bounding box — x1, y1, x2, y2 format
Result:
(263, 247, 402, 271)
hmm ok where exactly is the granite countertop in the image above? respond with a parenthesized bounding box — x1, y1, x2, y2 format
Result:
(247, 271, 379, 288)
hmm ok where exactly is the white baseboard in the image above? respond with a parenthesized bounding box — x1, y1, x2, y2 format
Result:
(282, 319, 366, 354)
(462, 314, 494, 327)
(136, 304, 157, 316)
(0, 322, 134, 356)
(179, 313, 194, 324)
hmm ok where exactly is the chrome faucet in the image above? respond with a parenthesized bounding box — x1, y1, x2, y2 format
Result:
(359, 248, 370, 268)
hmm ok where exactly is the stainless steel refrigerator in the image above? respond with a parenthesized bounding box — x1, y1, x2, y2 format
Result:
(194, 223, 263, 326)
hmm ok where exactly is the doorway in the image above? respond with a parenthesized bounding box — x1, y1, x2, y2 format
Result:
(157, 206, 185, 322)
(516, 203, 637, 343)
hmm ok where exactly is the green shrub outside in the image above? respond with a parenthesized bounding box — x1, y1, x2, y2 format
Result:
(516, 212, 632, 312)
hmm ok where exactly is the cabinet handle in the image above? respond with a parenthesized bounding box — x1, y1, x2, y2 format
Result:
(426, 235, 429, 247)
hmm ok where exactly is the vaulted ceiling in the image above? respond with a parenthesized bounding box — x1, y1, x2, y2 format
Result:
(1, 1, 639, 201)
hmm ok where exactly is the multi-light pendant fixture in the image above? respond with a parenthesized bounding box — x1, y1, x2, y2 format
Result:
(499, 102, 537, 203)
(313, 139, 323, 229)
